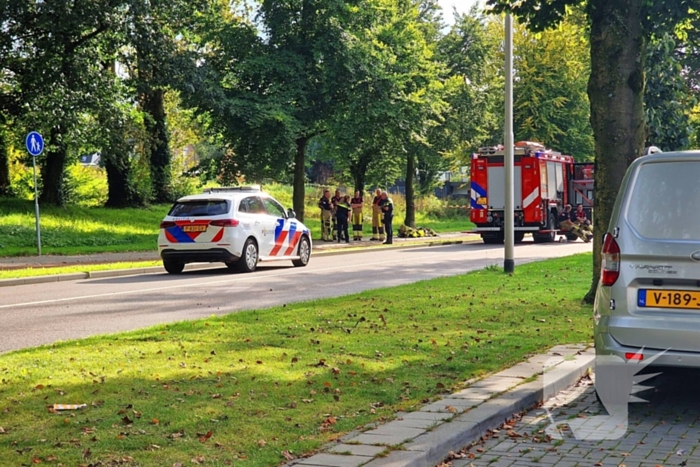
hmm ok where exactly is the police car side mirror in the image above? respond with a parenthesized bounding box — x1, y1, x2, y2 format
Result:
(287, 208, 296, 219)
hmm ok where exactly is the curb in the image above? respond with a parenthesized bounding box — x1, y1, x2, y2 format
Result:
(0, 237, 479, 288)
(288, 345, 594, 467)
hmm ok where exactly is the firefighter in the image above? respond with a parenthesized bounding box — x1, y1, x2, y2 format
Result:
(371, 188, 385, 241)
(318, 189, 333, 242)
(335, 195, 352, 243)
(378, 192, 394, 244)
(558, 204, 589, 242)
(331, 189, 342, 241)
(350, 190, 364, 241)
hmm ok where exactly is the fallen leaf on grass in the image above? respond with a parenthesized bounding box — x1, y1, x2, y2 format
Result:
(257, 439, 267, 447)
(281, 450, 295, 461)
(199, 431, 213, 443)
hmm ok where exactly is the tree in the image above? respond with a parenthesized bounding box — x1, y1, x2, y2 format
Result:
(487, 0, 700, 302)
(186, 0, 361, 222)
(512, 13, 593, 160)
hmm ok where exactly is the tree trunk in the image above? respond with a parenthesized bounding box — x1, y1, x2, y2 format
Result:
(404, 152, 416, 228)
(39, 126, 68, 206)
(293, 136, 308, 222)
(104, 150, 140, 208)
(0, 125, 10, 196)
(583, 0, 646, 303)
(350, 151, 371, 193)
(143, 89, 172, 203)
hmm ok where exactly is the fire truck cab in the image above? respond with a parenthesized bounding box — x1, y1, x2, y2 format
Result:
(469, 141, 593, 244)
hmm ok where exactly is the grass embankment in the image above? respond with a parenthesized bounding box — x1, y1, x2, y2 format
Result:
(0, 254, 593, 467)
(0, 261, 162, 280)
(0, 186, 473, 258)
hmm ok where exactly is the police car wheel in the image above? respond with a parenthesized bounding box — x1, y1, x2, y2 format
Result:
(163, 261, 185, 275)
(237, 238, 258, 273)
(292, 236, 311, 267)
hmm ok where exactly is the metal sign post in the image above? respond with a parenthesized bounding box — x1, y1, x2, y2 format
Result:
(25, 131, 44, 256)
(504, 13, 515, 274)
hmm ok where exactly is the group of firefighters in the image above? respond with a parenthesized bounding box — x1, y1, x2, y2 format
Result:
(558, 203, 594, 242)
(318, 188, 394, 244)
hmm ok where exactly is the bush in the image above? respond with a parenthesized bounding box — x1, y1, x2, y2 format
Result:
(64, 164, 108, 207)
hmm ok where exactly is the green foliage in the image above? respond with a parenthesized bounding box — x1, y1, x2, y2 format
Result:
(64, 164, 108, 207)
(511, 12, 593, 159)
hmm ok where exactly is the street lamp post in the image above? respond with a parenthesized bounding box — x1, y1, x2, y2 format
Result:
(504, 13, 515, 274)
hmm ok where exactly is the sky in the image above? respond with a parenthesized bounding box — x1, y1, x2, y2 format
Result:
(437, 0, 483, 21)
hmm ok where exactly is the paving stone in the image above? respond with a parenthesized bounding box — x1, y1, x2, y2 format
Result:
(388, 417, 445, 430)
(493, 363, 546, 379)
(296, 454, 372, 467)
(402, 420, 481, 466)
(469, 376, 524, 393)
(329, 444, 387, 457)
(365, 425, 425, 439)
(447, 387, 498, 400)
(346, 433, 411, 446)
(360, 450, 422, 467)
(396, 411, 454, 422)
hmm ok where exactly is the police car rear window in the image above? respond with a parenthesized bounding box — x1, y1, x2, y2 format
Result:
(626, 160, 700, 240)
(168, 201, 229, 217)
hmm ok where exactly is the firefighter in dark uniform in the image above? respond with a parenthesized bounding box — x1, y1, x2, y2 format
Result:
(331, 189, 342, 241)
(318, 189, 333, 241)
(378, 192, 394, 244)
(335, 195, 352, 243)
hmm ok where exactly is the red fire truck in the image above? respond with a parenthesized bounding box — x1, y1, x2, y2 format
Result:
(469, 141, 594, 244)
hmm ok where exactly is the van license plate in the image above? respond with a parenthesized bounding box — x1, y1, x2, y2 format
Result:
(638, 290, 700, 309)
(183, 225, 207, 232)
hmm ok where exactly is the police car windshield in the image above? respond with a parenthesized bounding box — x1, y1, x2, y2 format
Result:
(168, 201, 229, 217)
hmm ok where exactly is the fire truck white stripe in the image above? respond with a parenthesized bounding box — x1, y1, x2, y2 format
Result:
(523, 188, 539, 208)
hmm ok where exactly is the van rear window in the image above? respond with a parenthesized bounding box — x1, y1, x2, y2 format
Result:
(168, 201, 229, 217)
(627, 161, 700, 240)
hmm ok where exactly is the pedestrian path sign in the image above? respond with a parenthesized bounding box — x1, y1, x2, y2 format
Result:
(26, 131, 44, 157)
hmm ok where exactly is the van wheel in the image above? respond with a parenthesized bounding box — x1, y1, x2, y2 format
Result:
(163, 261, 185, 275)
(236, 238, 258, 273)
(292, 236, 311, 267)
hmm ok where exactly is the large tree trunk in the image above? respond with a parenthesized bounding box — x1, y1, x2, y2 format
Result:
(293, 136, 308, 222)
(0, 125, 10, 196)
(404, 152, 416, 228)
(143, 89, 172, 203)
(583, 0, 646, 303)
(104, 150, 140, 208)
(350, 151, 371, 193)
(39, 126, 68, 206)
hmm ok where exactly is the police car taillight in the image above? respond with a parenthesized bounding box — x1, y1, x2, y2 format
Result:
(160, 221, 176, 229)
(601, 233, 620, 286)
(210, 219, 239, 227)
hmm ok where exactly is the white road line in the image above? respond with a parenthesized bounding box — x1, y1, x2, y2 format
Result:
(0, 248, 497, 310)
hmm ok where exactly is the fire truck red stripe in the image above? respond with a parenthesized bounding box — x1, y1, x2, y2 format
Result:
(270, 230, 289, 256)
(284, 231, 302, 256)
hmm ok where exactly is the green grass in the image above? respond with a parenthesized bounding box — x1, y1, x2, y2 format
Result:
(0, 191, 472, 258)
(0, 261, 162, 280)
(0, 254, 593, 467)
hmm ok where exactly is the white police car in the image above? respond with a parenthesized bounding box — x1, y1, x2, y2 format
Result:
(158, 186, 312, 274)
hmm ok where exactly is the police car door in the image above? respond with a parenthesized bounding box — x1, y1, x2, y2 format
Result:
(262, 197, 297, 258)
(239, 196, 276, 257)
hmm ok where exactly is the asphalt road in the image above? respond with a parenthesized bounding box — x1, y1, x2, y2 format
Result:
(0, 241, 591, 354)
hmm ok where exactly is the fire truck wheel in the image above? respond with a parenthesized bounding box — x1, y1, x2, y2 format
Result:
(482, 233, 504, 244)
(514, 231, 525, 243)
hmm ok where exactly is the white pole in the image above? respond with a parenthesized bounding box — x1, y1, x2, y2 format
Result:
(504, 12, 514, 273)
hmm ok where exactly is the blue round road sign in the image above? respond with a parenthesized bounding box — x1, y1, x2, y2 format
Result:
(26, 131, 44, 157)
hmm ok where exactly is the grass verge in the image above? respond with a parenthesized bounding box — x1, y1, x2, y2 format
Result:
(0, 253, 593, 466)
(0, 194, 472, 258)
(0, 261, 162, 280)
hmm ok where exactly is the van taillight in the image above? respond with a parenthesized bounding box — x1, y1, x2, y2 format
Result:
(601, 233, 620, 286)
(160, 221, 176, 229)
(210, 219, 239, 227)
